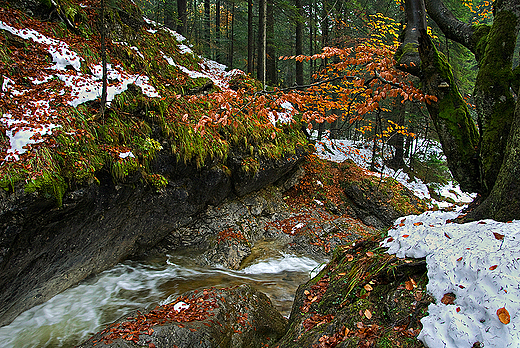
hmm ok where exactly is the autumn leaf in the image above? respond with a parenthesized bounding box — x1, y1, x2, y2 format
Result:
(405, 281, 414, 291)
(457, 257, 463, 261)
(497, 307, 510, 324)
(366, 251, 374, 257)
(364, 284, 373, 291)
(364, 309, 372, 319)
(413, 222, 423, 226)
(456, 307, 461, 313)
(493, 232, 505, 240)
(489, 265, 498, 270)
(441, 293, 456, 305)
(402, 234, 409, 238)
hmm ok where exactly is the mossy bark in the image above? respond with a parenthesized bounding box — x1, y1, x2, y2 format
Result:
(474, 9, 518, 195)
(467, 86, 520, 222)
(418, 31, 480, 193)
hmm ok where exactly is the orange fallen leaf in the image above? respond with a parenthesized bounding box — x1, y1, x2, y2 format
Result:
(456, 307, 461, 313)
(493, 232, 505, 240)
(413, 222, 423, 226)
(441, 293, 455, 305)
(489, 265, 498, 270)
(386, 237, 394, 242)
(457, 257, 463, 261)
(364, 284, 373, 291)
(405, 281, 414, 291)
(497, 307, 510, 324)
(444, 232, 451, 239)
(402, 234, 409, 238)
(366, 251, 374, 257)
(398, 223, 405, 227)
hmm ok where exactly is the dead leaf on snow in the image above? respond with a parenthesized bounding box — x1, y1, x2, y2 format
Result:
(497, 307, 510, 324)
(441, 293, 456, 305)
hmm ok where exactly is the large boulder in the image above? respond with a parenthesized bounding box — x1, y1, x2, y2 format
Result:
(78, 284, 287, 348)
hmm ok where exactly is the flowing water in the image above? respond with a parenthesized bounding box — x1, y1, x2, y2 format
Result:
(0, 246, 325, 348)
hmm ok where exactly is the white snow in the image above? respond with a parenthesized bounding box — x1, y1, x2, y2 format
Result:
(381, 212, 520, 348)
(173, 301, 190, 311)
(0, 21, 82, 71)
(119, 151, 135, 159)
(315, 132, 518, 348)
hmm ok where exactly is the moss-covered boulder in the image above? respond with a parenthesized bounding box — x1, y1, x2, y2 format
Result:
(273, 239, 432, 348)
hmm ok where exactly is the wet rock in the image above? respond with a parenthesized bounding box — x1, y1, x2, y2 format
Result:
(0, 148, 305, 327)
(78, 284, 287, 348)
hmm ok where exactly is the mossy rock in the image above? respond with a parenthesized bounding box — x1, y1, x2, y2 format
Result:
(274, 239, 431, 348)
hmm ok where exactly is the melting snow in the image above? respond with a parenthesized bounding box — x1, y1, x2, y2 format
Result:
(314, 132, 518, 348)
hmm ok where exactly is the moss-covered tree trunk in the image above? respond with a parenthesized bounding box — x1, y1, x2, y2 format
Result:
(467, 86, 520, 221)
(473, 2, 519, 195)
(417, 31, 481, 193)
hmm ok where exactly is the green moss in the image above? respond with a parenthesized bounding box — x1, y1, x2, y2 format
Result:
(474, 10, 518, 194)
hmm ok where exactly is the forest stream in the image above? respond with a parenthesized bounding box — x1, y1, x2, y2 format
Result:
(0, 241, 325, 348)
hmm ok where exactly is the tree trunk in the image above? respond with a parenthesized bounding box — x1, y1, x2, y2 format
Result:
(99, 0, 107, 118)
(228, 2, 235, 69)
(320, 0, 329, 69)
(295, 0, 303, 86)
(394, 0, 427, 76)
(215, 0, 221, 62)
(257, 0, 266, 85)
(204, 0, 211, 55)
(177, 0, 187, 36)
(467, 86, 520, 222)
(247, 0, 254, 74)
(417, 29, 481, 193)
(473, 1, 519, 195)
(266, 0, 276, 85)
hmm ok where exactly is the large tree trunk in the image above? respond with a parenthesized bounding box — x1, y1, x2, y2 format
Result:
(422, 0, 520, 198)
(417, 30, 481, 193)
(473, 1, 519, 195)
(467, 86, 520, 222)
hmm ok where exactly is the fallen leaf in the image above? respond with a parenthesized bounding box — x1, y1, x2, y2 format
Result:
(457, 257, 463, 261)
(366, 251, 374, 257)
(400, 218, 406, 223)
(405, 281, 414, 291)
(413, 222, 423, 226)
(364, 309, 372, 319)
(497, 307, 510, 324)
(456, 307, 461, 313)
(441, 293, 456, 305)
(402, 234, 409, 238)
(444, 232, 451, 239)
(386, 237, 394, 242)
(398, 223, 405, 227)
(346, 254, 354, 261)
(489, 265, 498, 270)
(493, 232, 505, 240)
(478, 221, 487, 224)
(364, 284, 373, 291)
